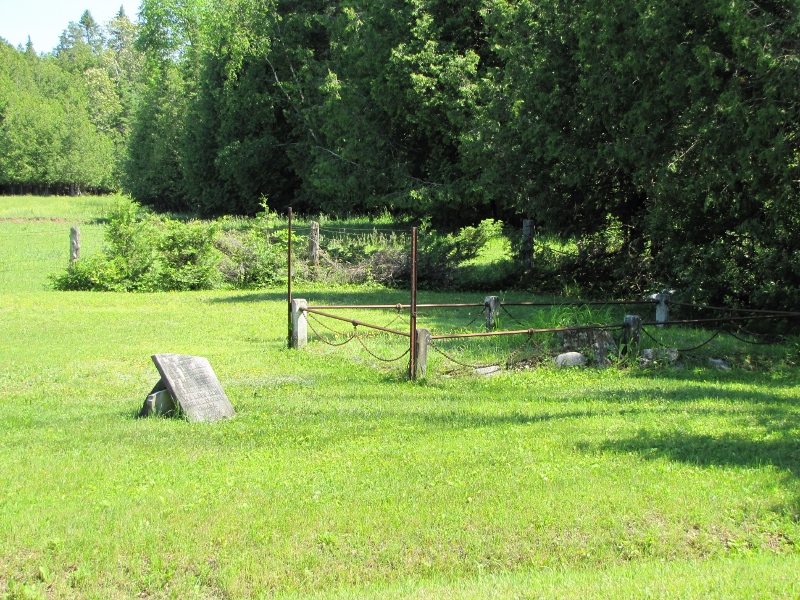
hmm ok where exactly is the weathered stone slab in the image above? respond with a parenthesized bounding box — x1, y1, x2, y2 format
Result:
(558, 329, 618, 367)
(151, 354, 235, 423)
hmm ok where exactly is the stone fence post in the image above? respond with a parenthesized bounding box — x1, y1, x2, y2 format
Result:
(308, 222, 320, 278)
(652, 292, 670, 328)
(291, 299, 308, 349)
(414, 328, 430, 380)
(522, 220, 533, 274)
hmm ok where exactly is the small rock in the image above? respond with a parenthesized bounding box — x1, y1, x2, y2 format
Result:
(639, 348, 679, 366)
(555, 352, 587, 368)
(710, 358, 730, 370)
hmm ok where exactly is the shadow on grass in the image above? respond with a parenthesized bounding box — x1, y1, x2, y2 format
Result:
(629, 365, 799, 388)
(599, 430, 800, 479)
(597, 383, 799, 407)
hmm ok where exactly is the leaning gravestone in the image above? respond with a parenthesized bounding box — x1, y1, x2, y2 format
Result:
(139, 354, 235, 423)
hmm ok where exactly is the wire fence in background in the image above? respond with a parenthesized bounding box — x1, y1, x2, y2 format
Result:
(298, 293, 800, 377)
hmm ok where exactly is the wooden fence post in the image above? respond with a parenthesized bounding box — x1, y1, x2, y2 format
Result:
(484, 296, 500, 331)
(308, 221, 320, 278)
(622, 315, 642, 357)
(69, 226, 80, 269)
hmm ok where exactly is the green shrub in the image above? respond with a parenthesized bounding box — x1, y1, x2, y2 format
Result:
(215, 228, 284, 288)
(52, 201, 221, 292)
(50, 254, 125, 291)
(417, 219, 506, 289)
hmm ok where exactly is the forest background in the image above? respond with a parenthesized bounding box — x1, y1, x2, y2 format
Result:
(1, 0, 799, 310)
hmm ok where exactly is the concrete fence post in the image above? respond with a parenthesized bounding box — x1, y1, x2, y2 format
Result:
(622, 315, 642, 357)
(69, 226, 80, 269)
(291, 299, 308, 349)
(653, 293, 670, 328)
(484, 296, 500, 331)
(414, 328, 430, 380)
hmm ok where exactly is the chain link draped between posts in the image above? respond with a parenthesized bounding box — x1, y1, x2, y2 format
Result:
(307, 313, 357, 347)
(307, 311, 411, 363)
(418, 306, 487, 334)
(500, 304, 528, 328)
(642, 316, 789, 352)
(354, 334, 411, 363)
(728, 325, 784, 346)
(641, 326, 720, 353)
(429, 342, 499, 370)
(460, 305, 488, 330)
(429, 332, 538, 372)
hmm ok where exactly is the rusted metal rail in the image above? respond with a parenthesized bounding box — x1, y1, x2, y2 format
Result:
(430, 323, 626, 340)
(669, 302, 800, 317)
(306, 302, 485, 310)
(304, 308, 410, 337)
(306, 300, 656, 310)
(502, 300, 656, 306)
(640, 314, 800, 327)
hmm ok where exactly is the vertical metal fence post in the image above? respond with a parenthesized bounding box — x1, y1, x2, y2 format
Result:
(410, 227, 418, 380)
(287, 207, 293, 349)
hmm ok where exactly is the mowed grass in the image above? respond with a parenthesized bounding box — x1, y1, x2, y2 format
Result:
(0, 195, 111, 292)
(1, 196, 799, 599)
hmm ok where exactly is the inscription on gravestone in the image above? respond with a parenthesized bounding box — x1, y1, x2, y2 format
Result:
(147, 354, 235, 423)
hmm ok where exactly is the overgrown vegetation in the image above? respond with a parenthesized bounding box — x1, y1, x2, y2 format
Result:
(51, 200, 513, 292)
(3, 0, 799, 308)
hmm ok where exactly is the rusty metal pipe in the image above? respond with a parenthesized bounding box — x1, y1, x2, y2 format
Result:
(640, 314, 799, 327)
(305, 308, 410, 337)
(430, 323, 626, 340)
(669, 302, 800, 316)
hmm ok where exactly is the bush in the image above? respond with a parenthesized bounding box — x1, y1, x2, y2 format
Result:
(215, 228, 284, 288)
(52, 201, 221, 292)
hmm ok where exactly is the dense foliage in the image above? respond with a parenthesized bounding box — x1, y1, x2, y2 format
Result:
(3, 1, 800, 307)
(0, 9, 140, 194)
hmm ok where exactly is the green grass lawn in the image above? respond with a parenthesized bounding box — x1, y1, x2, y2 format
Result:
(1, 196, 799, 599)
(0, 195, 110, 293)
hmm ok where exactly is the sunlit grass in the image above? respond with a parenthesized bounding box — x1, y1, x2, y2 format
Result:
(0, 196, 798, 598)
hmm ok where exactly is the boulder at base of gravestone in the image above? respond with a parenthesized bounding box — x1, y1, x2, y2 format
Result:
(138, 378, 178, 418)
(149, 354, 235, 423)
(555, 352, 587, 368)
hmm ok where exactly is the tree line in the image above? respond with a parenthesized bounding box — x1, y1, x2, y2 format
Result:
(1, 1, 799, 308)
(0, 9, 140, 195)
